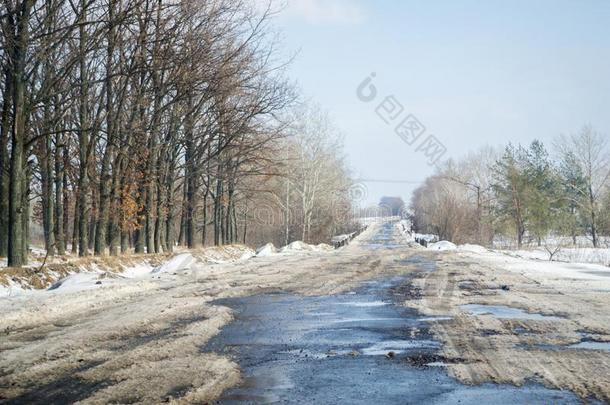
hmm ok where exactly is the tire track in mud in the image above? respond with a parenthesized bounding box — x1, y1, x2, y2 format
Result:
(411, 251, 610, 403)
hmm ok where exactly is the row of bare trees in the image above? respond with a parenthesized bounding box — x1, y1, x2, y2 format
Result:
(217, 103, 358, 248)
(0, 0, 356, 267)
(411, 126, 610, 248)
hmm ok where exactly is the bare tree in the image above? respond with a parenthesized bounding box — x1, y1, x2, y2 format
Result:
(555, 126, 610, 247)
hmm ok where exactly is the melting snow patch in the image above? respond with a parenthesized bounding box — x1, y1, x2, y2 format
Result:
(280, 241, 314, 253)
(360, 339, 440, 356)
(0, 280, 26, 297)
(461, 304, 563, 321)
(458, 244, 488, 254)
(426, 362, 448, 367)
(418, 316, 452, 322)
(277, 241, 334, 254)
(337, 301, 388, 307)
(121, 263, 154, 278)
(256, 243, 278, 257)
(568, 341, 610, 351)
(48, 272, 106, 293)
(239, 251, 255, 261)
(152, 253, 196, 274)
(427, 241, 457, 251)
(315, 243, 334, 252)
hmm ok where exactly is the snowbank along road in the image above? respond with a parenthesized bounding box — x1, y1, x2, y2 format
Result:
(1, 221, 609, 403)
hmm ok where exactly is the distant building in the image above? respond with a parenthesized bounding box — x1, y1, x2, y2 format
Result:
(379, 196, 405, 216)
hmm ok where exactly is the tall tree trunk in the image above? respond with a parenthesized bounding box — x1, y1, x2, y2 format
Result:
(589, 185, 597, 248)
(242, 200, 248, 245)
(21, 164, 30, 261)
(201, 189, 208, 246)
(0, 66, 12, 258)
(7, 0, 34, 267)
(88, 192, 96, 251)
(62, 138, 70, 250)
(154, 154, 163, 253)
(184, 115, 195, 248)
(40, 128, 55, 256)
(178, 179, 186, 247)
(94, 0, 117, 256)
(214, 176, 223, 246)
(134, 186, 146, 253)
(164, 147, 177, 253)
(54, 132, 65, 255)
(72, 187, 80, 254)
(77, 0, 90, 257)
(108, 156, 121, 255)
(144, 136, 156, 254)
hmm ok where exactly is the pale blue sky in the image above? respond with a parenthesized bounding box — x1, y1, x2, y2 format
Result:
(268, 0, 610, 205)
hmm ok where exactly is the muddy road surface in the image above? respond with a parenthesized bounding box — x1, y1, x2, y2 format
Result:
(1, 221, 609, 403)
(208, 275, 579, 404)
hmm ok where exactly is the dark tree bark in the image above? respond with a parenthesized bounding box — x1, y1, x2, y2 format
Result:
(0, 64, 12, 258)
(54, 131, 65, 255)
(7, 0, 34, 267)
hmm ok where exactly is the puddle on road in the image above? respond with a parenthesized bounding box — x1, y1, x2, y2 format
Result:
(461, 304, 563, 321)
(518, 341, 610, 352)
(360, 339, 440, 356)
(336, 301, 388, 307)
(568, 341, 610, 351)
(206, 273, 581, 404)
(514, 325, 532, 334)
(580, 270, 610, 278)
(417, 316, 452, 322)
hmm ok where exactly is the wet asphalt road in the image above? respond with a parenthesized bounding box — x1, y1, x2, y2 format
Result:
(206, 223, 582, 404)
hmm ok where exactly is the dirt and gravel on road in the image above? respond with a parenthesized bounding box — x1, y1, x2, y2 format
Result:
(406, 248, 610, 403)
(0, 221, 609, 403)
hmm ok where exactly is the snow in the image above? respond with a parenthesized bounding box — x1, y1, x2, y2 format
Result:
(499, 247, 610, 266)
(493, 235, 610, 250)
(239, 251, 256, 261)
(278, 241, 336, 253)
(396, 220, 414, 242)
(331, 233, 355, 245)
(280, 241, 314, 253)
(202, 245, 255, 263)
(0, 242, 335, 297)
(458, 247, 610, 285)
(0, 246, 256, 297)
(121, 263, 155, 278)
(0, 279, 26, 297)
(48, 272, 108, 293)
(153, 253, 197, 274)
(256, 243, 278, 257)
(414, 233, 438, 243)
(458, 244, 488, 254)
(427, 241, 457, 251)
(315, 243, 334, 251)
(396, 220, 439, 245)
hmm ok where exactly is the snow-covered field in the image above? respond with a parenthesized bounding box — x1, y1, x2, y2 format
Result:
(396, 219, 610, 269)
(452, 243, 610, 285)
(497, 246, 610, 266)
